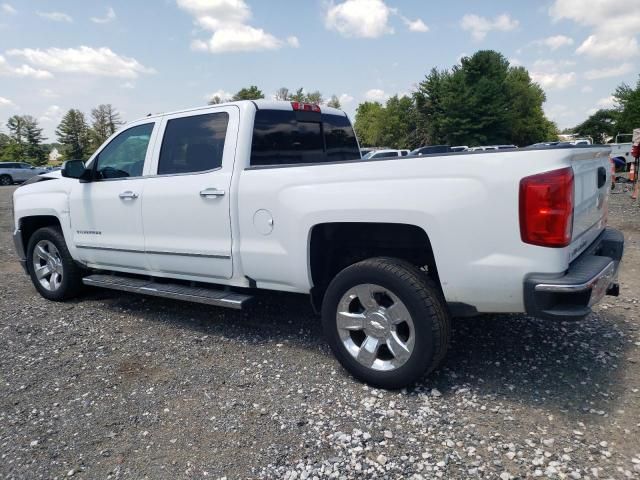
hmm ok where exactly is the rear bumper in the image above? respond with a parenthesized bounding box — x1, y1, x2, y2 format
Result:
(13, 228, 28, 274)
(524, 228, 624, 320)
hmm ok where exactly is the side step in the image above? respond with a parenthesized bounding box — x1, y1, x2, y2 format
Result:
(83, 274, 253, 309)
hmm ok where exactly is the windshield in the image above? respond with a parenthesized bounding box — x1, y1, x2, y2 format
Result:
(362, 151, 376, 159)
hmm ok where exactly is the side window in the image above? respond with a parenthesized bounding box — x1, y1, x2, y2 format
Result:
(95, 123, 154, 179)
(158, 112, 229, 175)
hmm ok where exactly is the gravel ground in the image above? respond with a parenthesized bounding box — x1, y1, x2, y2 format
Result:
(1, 185, 639, 480)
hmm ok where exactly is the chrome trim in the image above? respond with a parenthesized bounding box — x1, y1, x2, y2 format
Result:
(200, 188, 226, 197)
(534, 260, 616, 293)
(75, 244, 231, 259)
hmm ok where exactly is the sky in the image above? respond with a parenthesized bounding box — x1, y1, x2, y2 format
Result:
(0, 0, 638, 140)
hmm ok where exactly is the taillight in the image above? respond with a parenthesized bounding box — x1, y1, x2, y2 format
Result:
(519, 167, 574, 248)
(291, 101, 321, 113)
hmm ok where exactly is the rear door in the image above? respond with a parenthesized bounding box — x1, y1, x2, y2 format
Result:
(141, 106, 239, 280)
(569, 148, 611, 260)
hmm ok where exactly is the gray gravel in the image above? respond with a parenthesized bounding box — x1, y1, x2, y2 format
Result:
(1, 185, 639, 479)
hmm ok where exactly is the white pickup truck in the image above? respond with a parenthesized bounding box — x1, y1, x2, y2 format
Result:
(12, 100, 624, 388)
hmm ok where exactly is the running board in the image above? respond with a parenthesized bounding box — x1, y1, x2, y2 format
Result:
(82, 274, 253, 309)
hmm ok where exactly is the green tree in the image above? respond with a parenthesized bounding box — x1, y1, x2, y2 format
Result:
(413, 50, 555, 147)
(290, 88, 305, 102)
(572, 109, 619, 143)
(613, 76, 640, 134)
(90, 104, 123, 150)
(305, 90, 323, 105)
(231, 85, 265, 101)
(354, 101, 385, 147)
(3, 115, 46, 164)
(23, 116, 47, 165)
(56, 109, 90, 160)
(327, 95, 341, 109)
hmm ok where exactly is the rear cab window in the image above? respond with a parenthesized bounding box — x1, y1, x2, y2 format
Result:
(250, 108, 360, 167)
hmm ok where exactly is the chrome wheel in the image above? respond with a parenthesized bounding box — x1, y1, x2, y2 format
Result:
(32, 240, 64, 292)
(336, 283, 415, 371)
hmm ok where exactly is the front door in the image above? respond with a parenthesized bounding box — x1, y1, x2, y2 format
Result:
(69, 121, 158, 271)
(141, 106, 238, 280)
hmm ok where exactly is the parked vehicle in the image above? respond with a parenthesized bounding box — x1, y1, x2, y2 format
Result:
(450, 146, 468, 152)
(12, 100, 623, 389)
(399, 149, 410, 156)
(410, 145, 451, 155)
(0, 162, 48, 185)
(363, 149, 404, 159)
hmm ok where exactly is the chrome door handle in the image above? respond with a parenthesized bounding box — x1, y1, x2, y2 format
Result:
(200, 188, 226, 198)
(119, 191, 139, 199)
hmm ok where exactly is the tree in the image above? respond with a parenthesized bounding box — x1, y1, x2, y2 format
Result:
(208, 95, 226, 105)
(290, 88, 306, 102)
(613, 76, 640, 134)
(305, 90, 323, 105)
(231, 85, 264, 101)
(572, 109, 619, 143)
(90, 104, 123, 150)
(327, 95, 341, 109)
(56, 109, 90, 160)
(3, 115, 46, 164)
(274, 87, 291, 101)
(354, 101, 385, 147)
(23, 116, 47, 165)
(413, 50, 555, 147)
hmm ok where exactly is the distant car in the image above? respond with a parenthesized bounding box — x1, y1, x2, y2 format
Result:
(363, 149, 404, 160)
(0, 162, 48, 185)
(410, 145, 451, 156)
(450, 146, 468, 152)
(399, 149, 410, 156)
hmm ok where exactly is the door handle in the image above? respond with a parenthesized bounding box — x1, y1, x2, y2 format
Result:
(200, 188, 226, 198)
(119, 191, 139, 199)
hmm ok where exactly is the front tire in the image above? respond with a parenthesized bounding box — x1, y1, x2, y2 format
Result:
(0, 174, 12, 186)
(26, 227, 84, 301)
(322, 257, 450, 389)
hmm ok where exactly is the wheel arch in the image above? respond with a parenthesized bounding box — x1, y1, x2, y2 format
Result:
(308, 222, 441, 311)
(18, 215, 63, 254)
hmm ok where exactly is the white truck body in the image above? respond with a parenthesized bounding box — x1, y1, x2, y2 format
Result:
(12, 100, 619, 315)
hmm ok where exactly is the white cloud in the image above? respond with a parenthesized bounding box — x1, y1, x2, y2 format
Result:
(531, 71, 576, 90)
(585, 62, 634, 80)
(581, 86, 593, 93)
(576, 34, 639, 59)
(121, 81, 135, 89)
(39, 105, 63, 124)
(326, 0, 393, 38)
(549, 0, 640, 59)
(204, 89, 232, 102)
(0, 96, 14, 107)
(286, 36, 300, 48)
(339, 93, 354, 105)
(192, 25, 283, 53)
(1, 3, 16, 15)
(7, 46, 155, 79)
(177, 0, 294, 53)
(365, 88, 387, 102)
(404, 18, 429, 33)
(91, 7, 116, 24)
(37, 11, 73, 22)
(39, 88, 59, 99)
(587, 96, 618, 115)
(0, 55, 53, 79)
(460, 13, 518, 41)
(533, 35, 574, 50)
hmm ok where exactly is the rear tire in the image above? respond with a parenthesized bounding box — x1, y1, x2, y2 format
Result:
(0, 174, 12, 186)
(26, 227, 84, 301)
(322, 257, 450, 389)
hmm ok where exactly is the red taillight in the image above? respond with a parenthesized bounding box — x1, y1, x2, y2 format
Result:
(291, 101, 321, 113)
(519, 167, 574, 248)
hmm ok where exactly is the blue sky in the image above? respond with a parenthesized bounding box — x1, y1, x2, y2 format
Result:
(0, 0, 638, 140)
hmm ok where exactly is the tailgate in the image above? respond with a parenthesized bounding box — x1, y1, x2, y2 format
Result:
(569, 148, 611, 261)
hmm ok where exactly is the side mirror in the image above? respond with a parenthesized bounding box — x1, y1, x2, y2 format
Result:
(61, 160, 91, 180)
